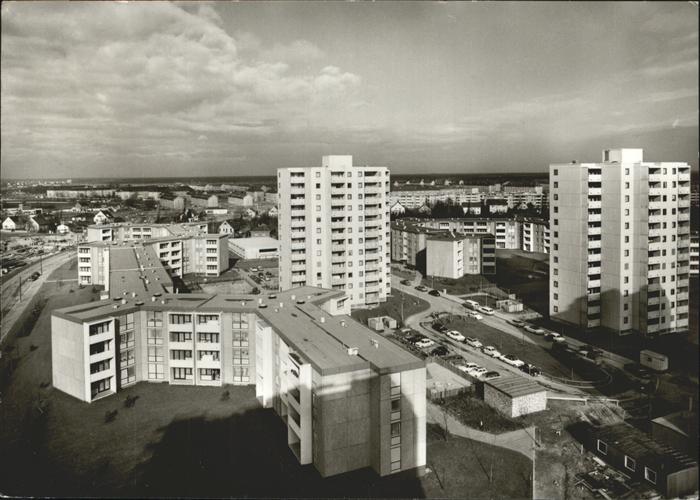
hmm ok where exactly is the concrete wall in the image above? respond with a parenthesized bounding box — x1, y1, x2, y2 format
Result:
(51, 315, 88, 402)
(483, 384, 546, 418)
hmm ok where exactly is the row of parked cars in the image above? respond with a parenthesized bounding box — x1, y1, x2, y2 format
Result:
(462, 299, 494, 319)
(400, 279, 443, 297)
(506, 317, 567, 343)
(431, 322, 542, 378)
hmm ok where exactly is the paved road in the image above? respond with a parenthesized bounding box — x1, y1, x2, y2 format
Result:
(0, 251, 75, 344)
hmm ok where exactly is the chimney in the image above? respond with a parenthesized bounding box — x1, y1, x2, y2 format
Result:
(121, 298, 126, 305)
(370, 339, 379, 349)
(340, 320, 346, 327)
(151, 296, 157, 302)
(291, 294, 296, 301)
(280, 302, 284, 308)
(320, 316, 325, 323)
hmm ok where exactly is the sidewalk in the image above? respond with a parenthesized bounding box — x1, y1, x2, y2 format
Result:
(426, 402, 539, 498)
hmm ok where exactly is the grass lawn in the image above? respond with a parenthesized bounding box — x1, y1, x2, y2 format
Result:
(391, 265, 417, 281)
(421, 274, 495, 296)
(435, 394, 524, 434)
(351, 288, 430, 327)
(423, 423, 532, 498)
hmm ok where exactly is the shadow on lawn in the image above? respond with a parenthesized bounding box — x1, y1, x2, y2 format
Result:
(125, 407, 425, 499)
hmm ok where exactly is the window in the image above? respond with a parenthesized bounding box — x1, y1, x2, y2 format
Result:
(198, 332, 220, 343)
(91, 378, 111, 398)
(233, 366, 250, 383)
(170, 331, 192, 342)
(89, 321, 110, 336)
(232, 312, 248, 330)
(553, 169, 558, 175)
(172, 367, 193, 380)
(624, 456, 636, 471)
(232, 348, 249, 365)
(391, 397, 401, 422)
(553, 182, 558, 188)
(553, 306, 558, 312)
(148, 346, 164, 362)
(597, 440, 608, 455)
(197, 314, 218, 324)
(147, 327, 163, 345)
(198, 350, 220, 361)
(170, 349, 192, 360)
(199, 368, 221, 381)
(169, 314, 192, 324)
(90, 359, 110, 374)
(644, 467, 656, 484)
(390, 373, 401, 397)
(89, 340, 111, 355)
(625, 195, 630, 202)
(147, 311, 163, 326)
(148, 363, 164, 380)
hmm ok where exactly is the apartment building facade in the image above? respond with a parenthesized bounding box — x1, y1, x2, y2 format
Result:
(86, 222, 208, 243)
(391, 221, 496, 277)
(78, 234, 228, 286)
(278, 156, 391, 308)
(51, 287, 426, 478)
(403, 217, 524, 250)
(690, 231, 698, 276)
(549, 149, 691, 336)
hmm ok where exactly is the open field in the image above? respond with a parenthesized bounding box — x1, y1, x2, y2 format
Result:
(351, 288, 430, 327)
(421, 273, 496, 296)
(435, 394, 523, 434)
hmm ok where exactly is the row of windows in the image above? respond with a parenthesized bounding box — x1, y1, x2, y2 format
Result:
(89, 321, 110, 336)
(596, 440, 656, 484)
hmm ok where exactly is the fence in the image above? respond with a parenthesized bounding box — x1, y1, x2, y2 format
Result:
(427, 385, 471, 401)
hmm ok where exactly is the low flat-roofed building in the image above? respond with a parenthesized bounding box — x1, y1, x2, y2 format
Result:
(482, 374, 546, 417)
(229, 236, 279, 260)
(583, 422, 698, 499)
(51, 286, 426, 479)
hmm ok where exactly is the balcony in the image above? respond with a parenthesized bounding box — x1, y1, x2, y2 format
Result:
(588, 227, 601, 236)
(291, 209, 305, 217)
(677, 266, 690, 275)
(587, 253, 601, 263)
(291, 263, 306, 272)
(588, 200, 602, 209)
(588, 240, 601, 249)
(331, 243, 346, 252)
(331, 263, 345, 272)
(331, 253, 346, 263)
(331, 275, 345, 285)
(587, 305, 601, 316)
(648, 187, 664, 196)
(588, 213, 601, 222)
(587, 266, 601, 275)
(291, 242, 306, 251)
(588, 173, 602, 183)
(588, 187, 602, 196)
(330, 221, 346, 229)
(676, 292, 689, 301)
(678, 186, 690, 195)
(678, 213, 690, 222)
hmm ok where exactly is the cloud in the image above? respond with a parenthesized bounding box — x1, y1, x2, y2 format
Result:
(261, 40, 325, 63)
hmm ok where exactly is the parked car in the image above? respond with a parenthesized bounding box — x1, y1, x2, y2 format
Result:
(428, 289, 440, 297)
(446, 330, 466, 342)
(480, 371, 501, 380)
(482, 345, 501, 358)
(250, 267, 259, 272)
(400, 279, 412, 286)
(478, 305, 495, 315)
(432, 322, 447, 333)
(507, 318, 525, 327)
(415, 285, 428, 292)
(544, 331, 562, 341)
(30, 271, 41, 281)
(463, 299, 480, 310)
(468, 366, 488, 377)
(456, 362, 478, 373)
(430, 345, 450, 357)
(414, 338, 435, 349)
(465, 310, 483, 320)
(465, 337, 483, 349)
(524, 324, 546, 335)
(519, 363, 541, 376)
(578, 345, 603, 360)
(501, 354, 525, 368)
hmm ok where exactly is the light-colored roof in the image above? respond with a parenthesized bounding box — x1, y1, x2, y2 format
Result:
(485, 374, 545, 398)
(229, 236, 279, 249)
(53, 286, 424, 376)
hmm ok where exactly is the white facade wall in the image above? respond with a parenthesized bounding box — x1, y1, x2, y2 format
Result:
(550, 149, 691, 335)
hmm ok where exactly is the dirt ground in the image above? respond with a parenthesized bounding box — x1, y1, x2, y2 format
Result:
(200, 280, 253, 294)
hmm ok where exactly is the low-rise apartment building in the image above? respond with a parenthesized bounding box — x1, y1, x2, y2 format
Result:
(391, 221, 496, 277)
(78, 233, 228, 286)
(51, 286, 426, 479)
(86, 222, 208, 243)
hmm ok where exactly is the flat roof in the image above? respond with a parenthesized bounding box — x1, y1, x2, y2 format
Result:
(53, 286, 424, 376)
(485, 374, 545, 398)
(105, 245, 172, 300)
(593, 423, 697, 473)
(229, 236, 280, 249)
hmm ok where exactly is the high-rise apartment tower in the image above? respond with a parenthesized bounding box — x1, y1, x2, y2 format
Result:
(278, 156, 391, 308)
(549, 149, 691, 336)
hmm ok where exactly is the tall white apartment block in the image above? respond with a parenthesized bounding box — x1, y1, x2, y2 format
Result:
(278, 156, 391, 307)
(550, 149, 691, 336)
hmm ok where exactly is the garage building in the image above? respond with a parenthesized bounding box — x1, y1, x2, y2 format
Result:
(482, 374, 546, 417)
(229, 236, 279, 260)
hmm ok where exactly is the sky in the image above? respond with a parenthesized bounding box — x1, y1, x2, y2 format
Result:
(1, 1, 698, 179)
